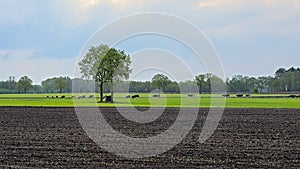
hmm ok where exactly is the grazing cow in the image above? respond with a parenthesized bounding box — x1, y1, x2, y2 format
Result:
(222, 93, 230, 97)
(51, 96, 54, 99)
(245, 94, 250, 98)
(131, 94, 140, 99)
(71, 96, 76, 99)
(103, 95, 112, 102)
(46, 96, 49, 98)
(56, 96, 59, 99)
(81, 95, 86, 99)
(236, 94, 243, 98)
(61, 95, 65, 99)
(126, 95, 130, 98)
(88, 95, 94, 98)
(188, 94, 193, 97)
(153, 94, 160, 98)
(288, 94, 297, 98)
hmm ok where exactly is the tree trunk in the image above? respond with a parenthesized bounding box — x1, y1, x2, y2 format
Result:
(100, 82, 103, 102)
(199, 85, 202, 94)
(110, 80, 114, 103)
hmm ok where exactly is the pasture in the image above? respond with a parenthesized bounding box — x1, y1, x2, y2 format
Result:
(0, 93, 299, 108)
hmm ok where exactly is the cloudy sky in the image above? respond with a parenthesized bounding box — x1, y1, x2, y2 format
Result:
(0, 0, 300, 84)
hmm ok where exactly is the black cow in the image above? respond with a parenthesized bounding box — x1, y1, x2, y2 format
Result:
(236, 94, 243, 98)
(88, 95, 94, 98)
(188, 94, 193, 97)
(126, 95, 130, 98)
(103, 95, 112, 102)
(56, 96, 59, 99)
(46, 96, 49, 98)
(61, 95, 65, 99)
(153, 94, 160, 98)
(222, 94, 230, 97)
(288, 94, 297, 98)
(131, 95, 140, 99)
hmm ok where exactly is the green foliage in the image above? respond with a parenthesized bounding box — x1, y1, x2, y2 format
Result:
(79, 44, 110, 80)
(195, 73, 226, 94)
(195, 74, 205, 93)
(79, 44, 132, 102)
(151, 74, 171, 92)
(0, 88, 10, 94)
(226, 67, 300, 93)
(16, 76, 33, 93)
(1, 66, 300, 95)
(54, 77, 67, 93)
(42, 77, 71, 93)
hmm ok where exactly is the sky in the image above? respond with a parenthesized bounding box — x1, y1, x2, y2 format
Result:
(0, 0, 300, 84)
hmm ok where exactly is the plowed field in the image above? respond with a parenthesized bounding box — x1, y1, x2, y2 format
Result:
(0, 107, 299, 168)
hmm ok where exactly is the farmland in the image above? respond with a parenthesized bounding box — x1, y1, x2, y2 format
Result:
(1, 93, 299, 168)
(1, 107, 299, 168)
(0, 93, 300, 108)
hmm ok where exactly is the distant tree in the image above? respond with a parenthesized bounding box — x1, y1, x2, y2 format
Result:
(71, 78, 100, 93)
(129, 81, 152, 93)
(195, 73, 222, 93)
(178, 80, 198, 93)
(288, 67, 296, 72)
(151, 74, 171, 93)
(209, 74, 226, 93)
(41, 78, 54, 93)
(165, 81, 180, 93)
(54, 77, 67, 93)
(257, 76, 269, 92)
(7, 76, 16, 93)
(275, 68, 286, 78)
(227, 75, 250, 93)
(204, 73, 213, 93)
(42, 76, 71, 93)
(32, 85, 43, 93)
(16, 76, 33, 93)
(195, 74, 205, 94)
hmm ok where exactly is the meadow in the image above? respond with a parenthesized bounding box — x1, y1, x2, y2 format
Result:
(0, 93, 299, 108)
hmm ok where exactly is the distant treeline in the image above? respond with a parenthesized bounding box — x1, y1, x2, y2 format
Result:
(0, 67, 299, 94)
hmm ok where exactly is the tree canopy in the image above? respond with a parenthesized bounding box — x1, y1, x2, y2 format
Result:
(0, 67, 300, 94)
(79, 44, 132, 102)
(151, 74, 171, 93)
(16, 76, 33, 93)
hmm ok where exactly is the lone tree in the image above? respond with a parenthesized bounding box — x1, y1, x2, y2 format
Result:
(151, 74, 171, 93)
(79, 44, 131, 102)
(16, 76, 33, 93)
(101, 48, 131, 102)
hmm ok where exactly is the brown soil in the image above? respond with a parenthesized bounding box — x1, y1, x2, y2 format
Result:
(0, 107, 299, 168)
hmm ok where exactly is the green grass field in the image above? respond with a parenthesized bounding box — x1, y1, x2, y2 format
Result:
(0, 93, 299, 108)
